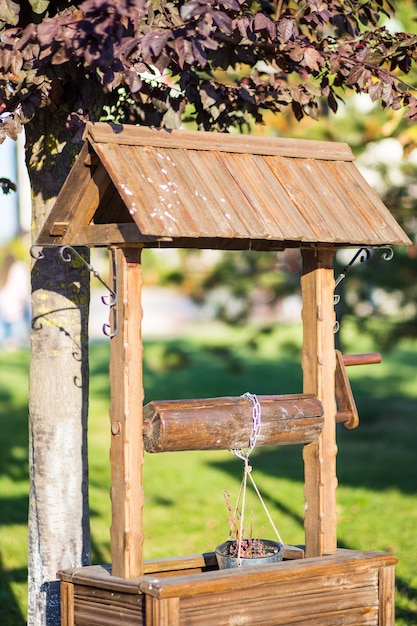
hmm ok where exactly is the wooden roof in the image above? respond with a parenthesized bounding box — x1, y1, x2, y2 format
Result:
(36, 122, 411, 250)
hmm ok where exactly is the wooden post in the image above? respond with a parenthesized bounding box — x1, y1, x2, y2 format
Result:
(301, 247, 337, 557)
(109, 246, 144, 577)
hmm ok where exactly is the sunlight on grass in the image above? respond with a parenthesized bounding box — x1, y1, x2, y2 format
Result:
(1, 322, 417, 624)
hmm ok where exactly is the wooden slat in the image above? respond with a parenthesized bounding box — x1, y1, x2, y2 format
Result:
(145, 596, 179, 626)
(74, 594, 144, 626)
(109, 247, 144, 578)
(301, 248, 337, 557)
(179, 576, 379, 625)
(335, 350, 359, 429)
(178, 149, 255, 238)
(138, 550, 397, 599)
(58, 546, 304, 590)
(336, 161, 412, 245)
(379, 564, 396, 626)
(58, 162, 112, 244)
(58, 550, 395, 596)
(61, 581, 75, 626)
(143, 394, 323, 452)
(85, 122, 354, 161)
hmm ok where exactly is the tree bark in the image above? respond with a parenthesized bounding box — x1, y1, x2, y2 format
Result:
(27, 108, 91, 625)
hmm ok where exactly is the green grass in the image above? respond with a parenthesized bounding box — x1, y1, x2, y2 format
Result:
(1, 321, 417, 624)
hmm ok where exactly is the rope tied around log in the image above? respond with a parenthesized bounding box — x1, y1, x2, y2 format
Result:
(229, 393, 284, 565)
(229, 392, 262, 461)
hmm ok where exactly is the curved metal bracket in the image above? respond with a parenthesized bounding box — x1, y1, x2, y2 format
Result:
(31, 244, 118, 338)
(334, 246, 394, 333)
(59, 246, 118, 338)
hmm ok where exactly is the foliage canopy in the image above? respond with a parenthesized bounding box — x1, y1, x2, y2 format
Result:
(1, 0, 417, 138)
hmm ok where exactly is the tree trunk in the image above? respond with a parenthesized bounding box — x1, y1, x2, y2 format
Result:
(26, 109, 91, 625)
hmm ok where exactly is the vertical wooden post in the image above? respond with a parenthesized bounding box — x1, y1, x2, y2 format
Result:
(109, 246, 144, 578)
(301, 247, 337, 557)
(379, 565, 396, 626)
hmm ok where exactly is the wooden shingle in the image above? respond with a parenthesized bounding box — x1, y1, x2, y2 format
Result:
(36, 122, 411, 249)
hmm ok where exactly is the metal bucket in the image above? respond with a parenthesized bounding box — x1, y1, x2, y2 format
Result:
(215, 539, 283, 569)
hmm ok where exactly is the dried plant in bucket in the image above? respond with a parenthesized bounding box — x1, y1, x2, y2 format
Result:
(215, 393, 284, 568)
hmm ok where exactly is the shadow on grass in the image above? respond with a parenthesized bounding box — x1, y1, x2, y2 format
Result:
(0, 350, 29, 626)
(396, 577, 417, 625)
(1, 338, 416, 623)
(101, 336, 417, 497)
(0, 553, 26, 626)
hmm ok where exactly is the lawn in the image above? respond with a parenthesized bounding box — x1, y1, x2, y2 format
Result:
(1, 320, 416, 624)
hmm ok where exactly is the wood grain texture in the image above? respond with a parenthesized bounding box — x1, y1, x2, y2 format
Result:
(61, 581, 74, 626)
(145, 596, 180, 626)
(109, 247, 144, 578)
(379, 565, 396, 626)
(301, 248, 337, 557)
(143, 394, 323, 451)
(335, 349, 359, 428)
(59, 550, 397, 626)
(36, 123, 411, 248)
(85, 122, 354, 160)
(343, 353, 382, 366)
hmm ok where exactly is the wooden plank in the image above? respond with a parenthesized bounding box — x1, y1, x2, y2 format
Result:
(35, 143, 92, 245)
(138, 551, 397, 599)
(60, 162, 113, 244)
(58, 546, 304, 591)
(84, 122, 354, 161)
(340, 162, 412, 246)
(379, 564, 396, 626)
(109, 247, 145, 578)
(301, 248, 337, 557)
(179, 576, 379, 625)
(172, 149, 252, 238)
(335, 349, 359, 428)
(60, 581, 74, 626)
(74, 594, 144, 626)
(145, 596, 180, 626)
(143, 394, 323, 452)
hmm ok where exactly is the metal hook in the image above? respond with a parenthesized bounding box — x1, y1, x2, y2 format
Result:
(334, 247, 372, 301)
(379, 245, 394, 261)
(101, 248, 118, 338)
(334, 245, 394, 333)
(30, 245, 45, 260)
(334, 247, 372, 331)
(58, 245, 118, 338)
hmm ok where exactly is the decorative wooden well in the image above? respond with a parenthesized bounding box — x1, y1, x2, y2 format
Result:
(36, 123, 411, 626)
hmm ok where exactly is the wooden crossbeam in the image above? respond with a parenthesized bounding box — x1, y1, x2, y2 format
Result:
(143, 394, 324, 452)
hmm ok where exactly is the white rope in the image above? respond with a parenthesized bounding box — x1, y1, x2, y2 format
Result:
(228, 392, 284, 565)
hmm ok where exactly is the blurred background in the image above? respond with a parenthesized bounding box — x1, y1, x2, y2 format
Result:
(1, 3, 417, 624)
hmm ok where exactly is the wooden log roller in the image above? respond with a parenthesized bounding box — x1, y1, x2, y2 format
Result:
(142, 352, 382, 453)
(143, 394, 324, 452)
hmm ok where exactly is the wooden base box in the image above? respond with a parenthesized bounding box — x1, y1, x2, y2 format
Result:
(59, 548, 396, 626)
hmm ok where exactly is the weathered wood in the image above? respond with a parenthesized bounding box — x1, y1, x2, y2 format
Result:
(335, 349, 359, 429)
(143, 394, 323, 452)
(85, 122, 354, 160)
(61, 581, 74, 626)
(109, 247, 144, 578)
(145, 596, 180, 626)
(59, 162, 112, 244)
(301, 248, 337, 557)
(343, 352, 382, 367)
(59, 550, 396, 626)
(379, 564, 396, 626)
(58, 546, 304, 590)
(138, 550, 396, 600)
(336, 352, 382, 428)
